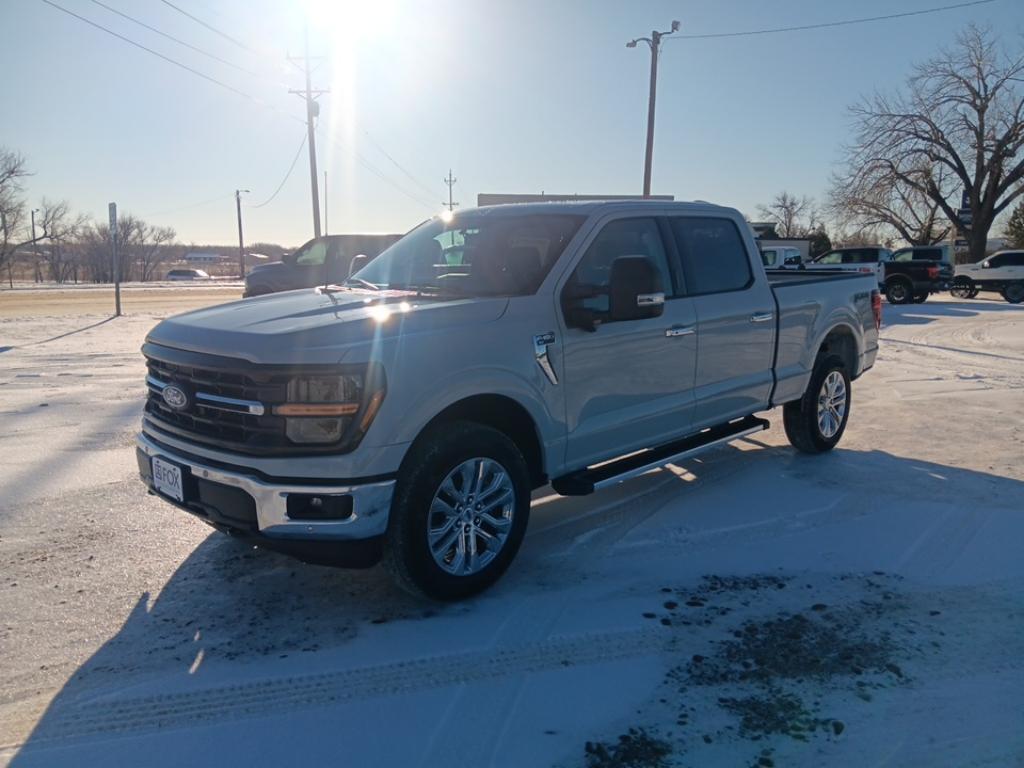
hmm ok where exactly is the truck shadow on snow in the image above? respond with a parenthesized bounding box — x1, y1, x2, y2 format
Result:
(9, 444, 1024, 765)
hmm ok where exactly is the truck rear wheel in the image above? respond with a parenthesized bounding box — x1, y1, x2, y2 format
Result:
(783, 355, 851, 454)
(885, 278, 913, 305)
(384, 421, 530, 601)
(912, 291, 929, 303)
(950, 277, 975, 299)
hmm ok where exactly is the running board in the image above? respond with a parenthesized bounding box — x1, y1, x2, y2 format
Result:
(551, 415, 770, 496)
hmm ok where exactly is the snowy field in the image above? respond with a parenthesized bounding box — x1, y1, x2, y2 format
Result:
(0, 291, 1022, 767)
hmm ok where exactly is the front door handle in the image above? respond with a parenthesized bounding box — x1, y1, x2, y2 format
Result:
(750, 312, 774, 323)
(665, 325, 696, 338)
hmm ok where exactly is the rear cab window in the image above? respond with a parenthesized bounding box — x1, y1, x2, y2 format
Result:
(669, 216, 752, 295)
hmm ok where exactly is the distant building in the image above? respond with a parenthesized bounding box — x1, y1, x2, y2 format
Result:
(477, 193, 674, 206)
(184, 251, 224, 263)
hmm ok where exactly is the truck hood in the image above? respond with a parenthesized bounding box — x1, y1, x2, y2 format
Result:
(145, 288, 510, 364)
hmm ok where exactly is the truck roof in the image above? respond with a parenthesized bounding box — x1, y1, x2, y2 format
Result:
(459, 199, 734, 217)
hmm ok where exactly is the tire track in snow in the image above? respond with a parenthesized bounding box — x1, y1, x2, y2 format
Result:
(5, 627, 668, 750)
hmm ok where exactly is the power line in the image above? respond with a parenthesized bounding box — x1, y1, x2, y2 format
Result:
(250, 133, 308, 208)
(86, 0, 260, 77)
(668, 0, 997, 40)
(38, 0, 302, 125)
(158, 0, 257, 54)
(361, 130, 439, 200)
(146, 192, 235, 218)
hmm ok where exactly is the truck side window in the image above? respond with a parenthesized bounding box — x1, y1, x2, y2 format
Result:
(566, 218, 673, 319)
(816, 251, 842, 264)
(671, 217, 752, 295)
(761, 249, 777, 267)
(295, 241, 329, 266)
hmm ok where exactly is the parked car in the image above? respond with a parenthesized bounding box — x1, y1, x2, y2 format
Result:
(951, 250, 1024, 303)
(805, 246, 947, 304)
(760, 245, 803, 269)
(166, 268, 211, 281)
(138, 200, 880, 600)
(243, 234, 401, 297)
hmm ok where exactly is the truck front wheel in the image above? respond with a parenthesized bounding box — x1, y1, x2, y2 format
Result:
(384, 421, 531, 600)
(783, 355, 851, 454)
(1003, 282, 1024, 304)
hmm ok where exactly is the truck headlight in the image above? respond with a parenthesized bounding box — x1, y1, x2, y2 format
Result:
(274, 370, 384, 445)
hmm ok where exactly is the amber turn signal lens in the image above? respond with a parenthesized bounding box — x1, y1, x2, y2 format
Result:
(274, 403, 360, 417)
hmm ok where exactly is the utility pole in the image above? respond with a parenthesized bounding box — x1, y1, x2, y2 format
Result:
(30, 208, 40, 283)
(1, 210, 11, 289)
(108, 202, 121, 317)
(443, 169, 459, 212)
(627, 20, 680, 197)
(289, 26, 328, 239)
(235, 189, 249, 279)
(323, 170, 328, 235)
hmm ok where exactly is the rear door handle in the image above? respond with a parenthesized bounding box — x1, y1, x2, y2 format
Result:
(665, 325, 696, 337)
(750, 312, 774, 323)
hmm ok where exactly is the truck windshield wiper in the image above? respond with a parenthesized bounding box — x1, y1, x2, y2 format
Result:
(385, 283, 461, 296)
(342, 277, 380, 291)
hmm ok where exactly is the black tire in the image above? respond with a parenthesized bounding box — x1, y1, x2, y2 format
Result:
(244, 285, 273, 297)
(968, 288, 980, 299)
(383, 421, 531, 601)
(1002, 282, 1024, 304)
(885, 278, 913, 305)
(783, 354, 852, 454)
(950, 277, 974, 299)
(912, 291, 929, 303)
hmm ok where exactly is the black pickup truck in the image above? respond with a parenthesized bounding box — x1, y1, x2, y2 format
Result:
(805, 246, 953, 304)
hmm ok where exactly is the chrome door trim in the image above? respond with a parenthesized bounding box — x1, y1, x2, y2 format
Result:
(749, 312, 774, 323)
(636, 292, 665, 307)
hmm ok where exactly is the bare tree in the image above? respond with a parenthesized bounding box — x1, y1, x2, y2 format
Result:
(136, 223, 177, 281)
(845, 25, 1024, 262)
(0, 149, 31, 286)
(757, 191, 818, 237)
(829, 161, 953, 245)
(37, 199, 89, 283)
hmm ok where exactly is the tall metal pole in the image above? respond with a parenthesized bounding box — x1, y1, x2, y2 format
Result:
(642, 32, 660, 198)
(108, 202, 121, 316)
(443, 169, 458, 211)
(304, 26, 322, 238)
(30, 209, 40, 283)
(628, 21, 679, 198)
(1, 210, 11, 288)
(235, 189, 249, 278)
(323, 170, 328, 235)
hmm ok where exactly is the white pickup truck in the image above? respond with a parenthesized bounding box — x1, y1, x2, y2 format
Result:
(138, 201, 880, 599)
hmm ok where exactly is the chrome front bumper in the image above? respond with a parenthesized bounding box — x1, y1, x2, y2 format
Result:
(137, 432, 395, 540)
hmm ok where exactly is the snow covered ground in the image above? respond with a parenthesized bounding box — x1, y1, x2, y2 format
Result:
(0, 294, 1022, 767)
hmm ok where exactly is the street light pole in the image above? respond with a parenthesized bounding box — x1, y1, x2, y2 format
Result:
(627, 20, 680, 197)
(235, 189, 249, 279)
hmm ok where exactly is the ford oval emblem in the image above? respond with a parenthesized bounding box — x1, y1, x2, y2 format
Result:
(162, 384, 189, 411)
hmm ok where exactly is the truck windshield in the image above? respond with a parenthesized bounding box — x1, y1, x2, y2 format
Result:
(352, 213, 585, 296)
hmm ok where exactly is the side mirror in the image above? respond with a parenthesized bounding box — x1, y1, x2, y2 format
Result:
(981, 261, 990, 269)
(784, 255, 802, 266)
(348, 254, 369, 277)
(609, 256, 664, 322)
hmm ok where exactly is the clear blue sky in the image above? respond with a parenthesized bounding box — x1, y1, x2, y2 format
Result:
(1, 0, 1020, 247)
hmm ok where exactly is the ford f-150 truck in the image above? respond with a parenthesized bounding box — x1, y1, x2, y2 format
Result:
(137, 201, 880, 599)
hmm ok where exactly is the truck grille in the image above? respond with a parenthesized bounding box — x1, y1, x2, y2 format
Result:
(143, 355, 291, 451)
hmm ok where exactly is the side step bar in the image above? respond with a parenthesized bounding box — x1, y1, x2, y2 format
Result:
(551, 415, 770, 496)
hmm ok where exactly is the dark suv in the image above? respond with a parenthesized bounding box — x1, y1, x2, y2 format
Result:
(243, 234, 401, 297)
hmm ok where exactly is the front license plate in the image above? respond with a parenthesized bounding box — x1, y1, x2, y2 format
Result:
(152, 456, 184, 502)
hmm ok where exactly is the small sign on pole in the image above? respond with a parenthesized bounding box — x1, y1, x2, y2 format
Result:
(961, 189, 970, 209)
(109, 202, 121, 317)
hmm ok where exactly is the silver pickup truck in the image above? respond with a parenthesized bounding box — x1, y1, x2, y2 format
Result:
(137, 201, 880, 599)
